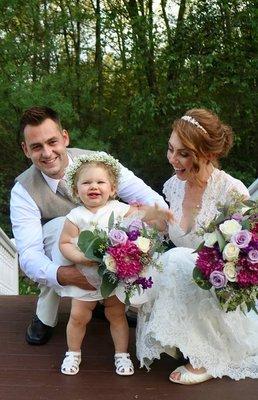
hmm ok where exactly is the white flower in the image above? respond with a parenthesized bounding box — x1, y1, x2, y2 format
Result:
(219, 219, 242, 240)
(135, 236, 151, 253)
(103, 254, 117, 272)
(223, 262, 237, 282)
(65, 152, 121, 195)
(222, 243, 240, 262)
(204, 231, 217, 247)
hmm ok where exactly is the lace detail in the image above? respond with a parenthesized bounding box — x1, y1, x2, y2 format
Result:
(137, 171, 258, 380)
(136, 248, 258, 380)
(163, 169, 249, 249)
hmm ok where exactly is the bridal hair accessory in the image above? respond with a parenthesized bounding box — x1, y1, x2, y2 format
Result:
(65, 152, 121, 195)
(181, 115, 208, 134)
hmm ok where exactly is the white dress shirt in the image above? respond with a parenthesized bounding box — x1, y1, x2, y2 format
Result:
(10, 159, 167, 288)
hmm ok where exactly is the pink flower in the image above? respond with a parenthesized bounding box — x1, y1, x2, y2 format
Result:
(196, 246, 224, 278)
(107, 241, 142, 279)
(237, 256, 258, 287)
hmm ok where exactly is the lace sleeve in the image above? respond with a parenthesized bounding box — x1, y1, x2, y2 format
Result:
(221, 173, 250, 204)
(162, 177, 174, 203)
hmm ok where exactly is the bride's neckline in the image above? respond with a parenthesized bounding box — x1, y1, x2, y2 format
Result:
(178, 167, 218, 234)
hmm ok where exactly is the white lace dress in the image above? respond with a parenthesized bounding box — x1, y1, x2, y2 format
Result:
(136, 168, 258, 380)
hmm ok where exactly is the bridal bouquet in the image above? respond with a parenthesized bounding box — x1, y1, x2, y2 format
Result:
(77, 212, 165, 304)
(193, 193, 258, 313)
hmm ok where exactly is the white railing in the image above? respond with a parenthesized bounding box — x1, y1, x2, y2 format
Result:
(0, 228, 19, 295)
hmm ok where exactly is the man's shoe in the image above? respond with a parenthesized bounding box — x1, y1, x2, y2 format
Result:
(26, 315, 53, 345)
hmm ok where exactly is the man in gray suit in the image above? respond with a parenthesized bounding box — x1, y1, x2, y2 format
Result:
(10, 106, 167, 345)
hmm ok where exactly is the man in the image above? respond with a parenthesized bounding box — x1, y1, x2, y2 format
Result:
(10, 106, 167, 345)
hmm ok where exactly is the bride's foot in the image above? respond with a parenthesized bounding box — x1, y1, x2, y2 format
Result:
(169, 364, 213, 385)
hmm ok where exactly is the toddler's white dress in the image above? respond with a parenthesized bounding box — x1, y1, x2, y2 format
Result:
(52, 200, 130, 301)
(136, 169, 258, 380)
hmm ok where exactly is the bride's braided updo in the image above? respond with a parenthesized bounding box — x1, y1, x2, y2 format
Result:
(172, 108, 233, 173)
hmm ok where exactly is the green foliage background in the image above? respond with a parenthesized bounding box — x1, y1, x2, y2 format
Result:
(0, 0, 257, 236)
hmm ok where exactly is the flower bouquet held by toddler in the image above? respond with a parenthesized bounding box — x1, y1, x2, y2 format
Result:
(193, 193, 258, 313)
(78, 213, 165, 305)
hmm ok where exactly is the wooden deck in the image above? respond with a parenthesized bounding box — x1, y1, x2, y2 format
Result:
(0, 296, 257, 400)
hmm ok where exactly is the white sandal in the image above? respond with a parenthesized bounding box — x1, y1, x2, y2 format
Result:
(114, 353, 134, 376)
(61, 351, 81, 375)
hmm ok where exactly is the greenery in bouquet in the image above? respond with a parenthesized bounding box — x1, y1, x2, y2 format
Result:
(193, 193, 258, 313)
(77, 212, 165, 304)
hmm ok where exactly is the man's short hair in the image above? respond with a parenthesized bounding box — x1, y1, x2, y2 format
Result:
(20, 106, 62, 137)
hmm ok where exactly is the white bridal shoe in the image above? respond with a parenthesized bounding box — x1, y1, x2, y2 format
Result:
(169, 365, 213, 385)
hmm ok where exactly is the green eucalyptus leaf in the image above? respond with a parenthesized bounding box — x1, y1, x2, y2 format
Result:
(215, 229, 226, 252)
(78, 231, 103, 262)
(193, 267, 212, 290)
(108, 211, 115, 231)
(192, 241, 205, 254)
(98, 264, 106, 277)
(241, 219, 251, 230)
(100, 274, 117, 298)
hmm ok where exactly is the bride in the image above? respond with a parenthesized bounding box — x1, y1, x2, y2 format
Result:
(136, 108, 258, 384)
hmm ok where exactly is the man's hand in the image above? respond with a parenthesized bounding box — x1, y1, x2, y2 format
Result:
(57, 265, 96, 290)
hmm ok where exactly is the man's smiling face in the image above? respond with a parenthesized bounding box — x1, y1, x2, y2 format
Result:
(22, 118, 70, 179)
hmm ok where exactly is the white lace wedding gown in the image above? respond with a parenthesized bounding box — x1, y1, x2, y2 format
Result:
(136, 168, 258, 380)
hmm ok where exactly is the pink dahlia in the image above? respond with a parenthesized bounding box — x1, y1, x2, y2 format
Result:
(107, 241, 142, 279)
(196, 246, 224, 278)
(237, 256, 258, 287)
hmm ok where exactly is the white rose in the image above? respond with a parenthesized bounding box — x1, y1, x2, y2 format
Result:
(135, 236, 151, 253)
(223, 262, 237, 282)
(219, 219, 242, 240)
(204, 231, 217, 247)
(222, 243, 240, 262)
(103, 254, 117, 272)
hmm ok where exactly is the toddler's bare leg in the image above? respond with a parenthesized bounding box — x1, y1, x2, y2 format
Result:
(104, 296, 129, 352)
(67, 299, 97, 351)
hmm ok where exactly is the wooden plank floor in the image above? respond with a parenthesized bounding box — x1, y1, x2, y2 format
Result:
(0, 296, 258, 400)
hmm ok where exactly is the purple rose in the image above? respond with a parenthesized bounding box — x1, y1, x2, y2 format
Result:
(231, 230, 252, 249)
(128, 219, 143, 232)
(127, 230, 140, 241)
(209, 271, 227, 288)
(248, 249, 258, 264)
(108, 229, 128, 246)
(231, 212, 243, 222)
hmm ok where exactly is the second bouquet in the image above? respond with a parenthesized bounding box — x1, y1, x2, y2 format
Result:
(78, 212, 165, 305)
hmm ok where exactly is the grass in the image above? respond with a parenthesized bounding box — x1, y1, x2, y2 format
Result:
(19, 276, 39, 295)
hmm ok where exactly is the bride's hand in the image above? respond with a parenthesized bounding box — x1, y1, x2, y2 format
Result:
(141, 204, 174, 230)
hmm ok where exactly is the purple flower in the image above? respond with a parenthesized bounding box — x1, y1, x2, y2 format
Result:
(248, 249, 258, 264)
(231, 212, 243, 222)
(127, 230, 140, 241)
(209, 271, 227, 288)
(108, 229, 128, 246)
(128, 218, 143, 232)
(135, 276, 153, 289)
(231, 230, 252, 249)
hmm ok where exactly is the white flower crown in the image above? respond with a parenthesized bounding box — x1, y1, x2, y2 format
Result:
(65, 152, 121, 196)
(181, 115, 207, 134)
